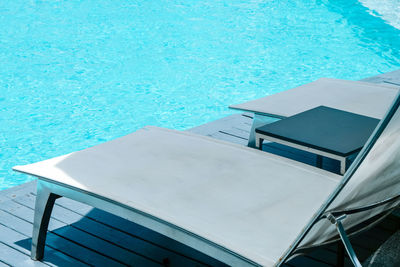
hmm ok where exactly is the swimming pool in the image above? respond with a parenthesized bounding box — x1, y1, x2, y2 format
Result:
(1, 0, 400, 190)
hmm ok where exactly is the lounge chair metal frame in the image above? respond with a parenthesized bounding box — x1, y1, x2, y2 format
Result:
(21, 90, 400, 266)
(31, 179, 258, 266)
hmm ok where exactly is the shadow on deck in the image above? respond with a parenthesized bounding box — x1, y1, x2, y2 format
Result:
(0, 177, 399, 267)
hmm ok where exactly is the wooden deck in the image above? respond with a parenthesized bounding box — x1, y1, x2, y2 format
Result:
(0, 70, 400, 266)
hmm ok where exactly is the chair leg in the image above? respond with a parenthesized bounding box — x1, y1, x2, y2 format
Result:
(328, 214, 362, 267)
(31, 184, 60, 260)
(316, 155, 323, 168)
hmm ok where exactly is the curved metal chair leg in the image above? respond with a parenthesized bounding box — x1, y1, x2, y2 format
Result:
(328, 214, 362, 267)
(31, 182, 60, 260)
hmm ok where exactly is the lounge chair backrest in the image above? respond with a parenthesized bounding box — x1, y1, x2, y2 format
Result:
(287, 91, 400, 254)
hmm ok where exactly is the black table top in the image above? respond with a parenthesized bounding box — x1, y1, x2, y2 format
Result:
(255, 106, 380, 157)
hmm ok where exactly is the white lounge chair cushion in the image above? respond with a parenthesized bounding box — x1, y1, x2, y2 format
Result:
(14, 126, 342, 266)
(230, 78, 399, 119)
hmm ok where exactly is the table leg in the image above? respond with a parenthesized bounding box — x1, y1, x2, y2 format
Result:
(257, 138, 264, 150)
(340, 158, 346, 175)
(316, 155, 323, 168)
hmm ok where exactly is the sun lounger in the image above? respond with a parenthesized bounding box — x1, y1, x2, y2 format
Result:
(229, 78, 400, 147)
(13, 92, 400, 266)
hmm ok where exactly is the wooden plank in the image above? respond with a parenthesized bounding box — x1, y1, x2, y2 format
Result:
(51, 227, 160, 266)
(218, 130, 248, 141)
(219, 127, 249, 140)
(208, 131, 248, 145)
(187, 114, 246, 136)
(4, 181, 225, 266)
(4, 196, 161, 267)
(361, 70, 400, 86)
(66, 217, 212, 266)
(0, 181, 36, 199)
(0, 201, 134, 266)
(52, 196, 226, 266)
(52, 183, 396, 267)
(0, 209, 116, 266)
(232, 123, 251, 134)
(0, 223, 87, 267)
(242, 112, 254, 119)
(10, 191, 223, 266)
(44, 233, 126, 267)
(0, 241, 48, 267)
(14, 190, 392, 267)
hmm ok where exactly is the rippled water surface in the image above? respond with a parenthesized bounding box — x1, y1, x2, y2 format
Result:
(1, 0, 400, 189)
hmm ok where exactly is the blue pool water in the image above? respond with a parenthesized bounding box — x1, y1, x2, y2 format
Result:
(1, 0, 400, 190)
